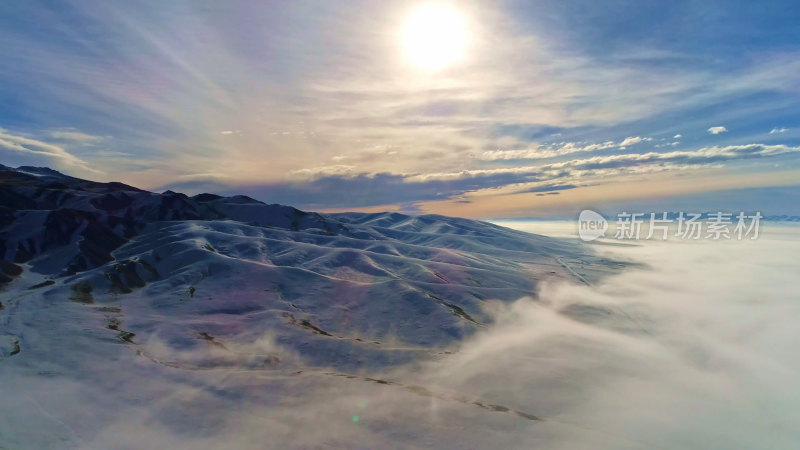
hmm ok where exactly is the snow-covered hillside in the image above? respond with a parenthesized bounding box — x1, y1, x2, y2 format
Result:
(0, 165, 623, 448)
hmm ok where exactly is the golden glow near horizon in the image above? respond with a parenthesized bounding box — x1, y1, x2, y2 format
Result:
(401, 4, 470, 70)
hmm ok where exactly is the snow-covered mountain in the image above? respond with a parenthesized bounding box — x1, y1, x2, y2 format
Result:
(0, 165, 624, 448)
(0, 164, 619, 365)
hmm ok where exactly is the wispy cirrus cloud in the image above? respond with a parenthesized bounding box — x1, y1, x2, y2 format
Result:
(0, 128, 99, 173)
(618, 136, 652, 148)
(49, 130, 106, 143)
(478, 141, 617, 161)
(478, 135, 655, 162)
(292, 164, 358, 180)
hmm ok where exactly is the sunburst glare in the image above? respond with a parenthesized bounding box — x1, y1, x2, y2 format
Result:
(400, 4, 471, 71)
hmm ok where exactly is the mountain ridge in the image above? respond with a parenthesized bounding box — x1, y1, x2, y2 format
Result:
(0, 164, 619, 370)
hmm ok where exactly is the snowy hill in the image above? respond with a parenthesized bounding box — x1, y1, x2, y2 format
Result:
(1, 164, 617, 365)
(0, 165, 623, 447)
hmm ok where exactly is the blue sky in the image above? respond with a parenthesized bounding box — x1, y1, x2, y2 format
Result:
(1, 0, 799, 218)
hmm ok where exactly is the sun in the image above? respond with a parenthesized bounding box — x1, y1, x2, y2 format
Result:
(401, 4, 470, 71)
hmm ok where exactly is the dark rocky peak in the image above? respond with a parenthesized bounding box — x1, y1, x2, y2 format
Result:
(192, 193, 224, 203)
(15, 166, 74, 179)
(223, 194, 265, 205)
